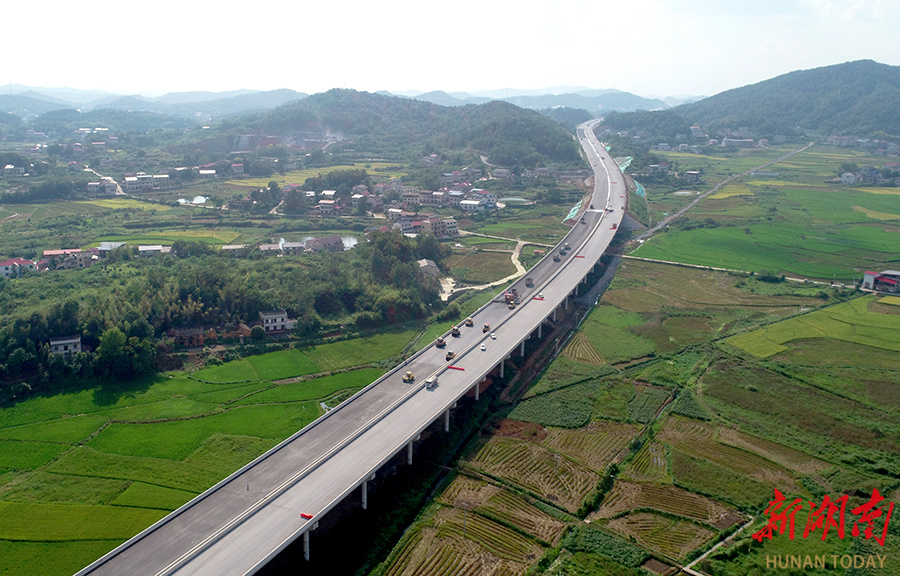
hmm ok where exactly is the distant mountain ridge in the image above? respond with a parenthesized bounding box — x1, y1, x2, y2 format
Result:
(216, 89, 584, 166)
(0, 88, 308, 121)
(405, 88, 668, 113)
(677, 59, 900, 138)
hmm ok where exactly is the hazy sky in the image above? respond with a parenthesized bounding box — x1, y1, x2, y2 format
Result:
(5, 0, 899, 98)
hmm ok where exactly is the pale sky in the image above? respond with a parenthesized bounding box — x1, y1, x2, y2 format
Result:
(5, 0, 900, 99)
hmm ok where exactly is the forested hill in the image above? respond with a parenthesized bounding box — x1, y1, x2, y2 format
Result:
(219, 89, 583, 166)
(678, 59, 900, 138)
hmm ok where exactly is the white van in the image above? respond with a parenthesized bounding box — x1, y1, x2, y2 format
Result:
(425, 376, 438, 390)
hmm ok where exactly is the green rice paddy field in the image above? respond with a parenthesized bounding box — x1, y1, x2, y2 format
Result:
(632, 145, 900, 280)
(0, 330, 405, 575)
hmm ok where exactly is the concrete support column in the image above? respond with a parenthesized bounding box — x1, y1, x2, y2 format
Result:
(565, 298, 569, 310)
(499, 361, 504, 379)
(575, 284, 579, 296)
(361, 480, 368, 510)
(303, 531, 310, 561)
(520, 341, 525, 356)
(444, 408, 450, 432)
(538, 323, 542, 338)
(553, 308, 557, 323)
(407, 441, 413, 465)
(474, 381, 480, 400)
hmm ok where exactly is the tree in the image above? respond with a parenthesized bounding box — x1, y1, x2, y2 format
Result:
(251, 326, 266, 341)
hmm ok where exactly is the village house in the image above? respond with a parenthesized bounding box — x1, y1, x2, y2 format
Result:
(50, 336, 82, 357)
(167, 327, 205, 348)
(417, 259, 439, 277)
(862, 270, 900, 293)
(138, 245, 172, 257)
(307, 236, 344, 252)
(221, 244, 248, 257)
(0, 258, 36, 278)
(259, 310, 297, 332)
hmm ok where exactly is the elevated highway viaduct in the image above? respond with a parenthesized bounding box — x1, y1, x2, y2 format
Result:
(74, 120, 625, 576)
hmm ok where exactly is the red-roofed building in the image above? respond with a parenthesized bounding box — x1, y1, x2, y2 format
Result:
(0, 258, 36, 278)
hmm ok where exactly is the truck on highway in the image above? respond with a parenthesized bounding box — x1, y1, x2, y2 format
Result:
(553, 253, 561, 262)
(425, 376, 438, 390)
(504, 288, 519, 309)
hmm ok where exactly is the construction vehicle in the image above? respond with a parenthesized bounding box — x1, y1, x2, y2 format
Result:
(402, 371, 414, 383)
(508, 300, 516, 309)
(525, 277, 533, 287)
(445, 351, 456, 361)
(483, 322, 490, 333)
(464, 317, 474, 327)
(504, 288, 519, 305)
(611, 223, 618, 230)
(435, 336, 446, 348)
(451, 325, 460, 337)
(553, 253, 561, 262)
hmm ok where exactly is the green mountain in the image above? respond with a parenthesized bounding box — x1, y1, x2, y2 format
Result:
(220, 89, 583, 166)
(678, 59, 900, 138)
(603, 60, 900, 141)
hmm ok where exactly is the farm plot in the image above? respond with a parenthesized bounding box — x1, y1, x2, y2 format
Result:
(715, 427, 829, 475)
(440, 476, 567, 544)
(466, 437, 599, 513)
(725, 295, 900, 357)
(593, 481, 740, 526)
(699, 357, 900, 477)
(447, 252, 517, 284)
(563, 332, 605, 365)
(622, 441, 671, 483)
(542, 421, 639, 472)
(657, 416, 799, 490)
(381, 517, 531, 576)
(626, 385, 672, 423)
(605, 512, 715, 560)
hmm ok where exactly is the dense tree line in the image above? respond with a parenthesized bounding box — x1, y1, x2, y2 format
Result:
(0, 231, 450, 400)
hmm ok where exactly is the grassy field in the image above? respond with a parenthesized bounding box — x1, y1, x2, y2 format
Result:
(447, 251, 517, 284)
(223, 162, 407, 189)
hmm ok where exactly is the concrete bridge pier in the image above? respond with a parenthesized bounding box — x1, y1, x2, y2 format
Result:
(538, 322, 542, 338)
(520, 340, 525, 356)
(407, 441, 413, 465)
(553, 308, 557, 322)
(564, 297, 569, 310)
(444, 408, 450, 432)
(302, 522, 318, 561)
(361, 474, 375, 510)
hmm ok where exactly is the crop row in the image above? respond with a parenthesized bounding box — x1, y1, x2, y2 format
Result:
(626, 441, 669, 481)
(543, 422, 639, 472)
(467, 438, 598, 512)
(608, 512, 714, 559)
(437, 509, 539, 562)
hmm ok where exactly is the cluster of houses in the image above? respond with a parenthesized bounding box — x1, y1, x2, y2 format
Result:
(826, 135, 898, 155)
(46, 307, 301, 360)
(1, 242, 171, 277)
(839, 164, 900, 186)
(224, 235, 349, 257)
